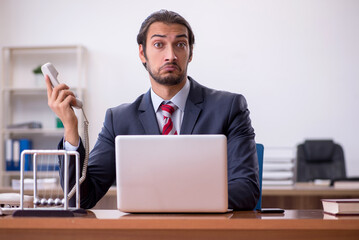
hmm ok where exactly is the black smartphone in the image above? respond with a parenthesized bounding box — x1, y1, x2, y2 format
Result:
(260, 208, 285, 213)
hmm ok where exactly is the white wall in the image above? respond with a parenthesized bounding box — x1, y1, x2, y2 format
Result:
(1, 0, 358, 176)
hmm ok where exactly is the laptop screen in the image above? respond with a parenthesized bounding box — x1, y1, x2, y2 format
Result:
(115, 135, 228, 213)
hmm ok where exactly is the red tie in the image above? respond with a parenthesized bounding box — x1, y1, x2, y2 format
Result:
(160, 102, 177, 135)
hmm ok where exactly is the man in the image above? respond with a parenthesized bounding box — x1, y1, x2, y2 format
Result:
(46, 10, 259, 210)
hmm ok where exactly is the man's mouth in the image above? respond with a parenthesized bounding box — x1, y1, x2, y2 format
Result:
(160, 63, 180, 72)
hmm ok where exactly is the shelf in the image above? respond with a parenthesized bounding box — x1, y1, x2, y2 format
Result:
(5, 45, 83, 53)
(2, 87, 82, 95)
(2, 171, 59, 177)
(3, 128, 64, 136)
(1, 45, 86, 188)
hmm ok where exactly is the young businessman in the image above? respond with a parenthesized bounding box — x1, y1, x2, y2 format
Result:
(46, 10, 259, 210)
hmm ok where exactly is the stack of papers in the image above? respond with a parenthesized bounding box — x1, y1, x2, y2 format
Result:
(11, 178, 57, 190)
(263, 147, 295, 186)
(0, 193, 33, 215)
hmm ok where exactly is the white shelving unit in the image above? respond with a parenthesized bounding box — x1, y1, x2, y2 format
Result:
(0, 45, 86, 187)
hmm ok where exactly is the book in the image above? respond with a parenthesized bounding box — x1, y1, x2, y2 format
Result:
(263, 179, 294, 186)
(5, 139, 13, 171)
(321, 199, 359, 215)
(7, 139, 32, 171)
(13, 140, 20, 171)
(263, 162, 294, 171)
(19, 139, 32, 171)
(263, 171, 294, 180)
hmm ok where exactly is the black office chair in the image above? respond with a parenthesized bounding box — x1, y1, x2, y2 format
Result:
(296, 140, 346, 182)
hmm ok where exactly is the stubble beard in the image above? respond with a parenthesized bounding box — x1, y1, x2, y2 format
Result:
(147, 61, 188, 86)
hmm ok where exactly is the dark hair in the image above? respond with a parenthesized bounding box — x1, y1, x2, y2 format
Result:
(137, 10, 195, 59)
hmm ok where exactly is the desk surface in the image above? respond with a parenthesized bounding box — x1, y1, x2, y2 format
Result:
(1, 210, 359, 240)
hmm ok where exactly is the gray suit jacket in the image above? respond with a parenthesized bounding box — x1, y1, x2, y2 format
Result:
(60, 77, 259, 210)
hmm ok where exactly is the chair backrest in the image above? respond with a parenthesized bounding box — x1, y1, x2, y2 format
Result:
(296, 140, 346, 182)
(255, 143, 264, 211)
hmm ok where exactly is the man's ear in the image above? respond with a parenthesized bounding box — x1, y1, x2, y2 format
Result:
(188, 47, 193, 63)
(139, 44, 146, 64)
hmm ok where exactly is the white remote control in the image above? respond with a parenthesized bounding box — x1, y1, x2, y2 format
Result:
(41, 62, 83, 109)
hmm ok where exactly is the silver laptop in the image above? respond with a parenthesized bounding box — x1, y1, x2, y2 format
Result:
(115, 135, 228, 213)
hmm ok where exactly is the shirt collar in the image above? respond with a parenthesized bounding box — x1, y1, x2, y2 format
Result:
(151, 78, 190, 113)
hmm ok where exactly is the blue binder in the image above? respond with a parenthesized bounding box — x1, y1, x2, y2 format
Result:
(20, 139, 32, 171)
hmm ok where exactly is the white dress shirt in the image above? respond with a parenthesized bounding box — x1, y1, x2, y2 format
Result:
(151, 79, 190, 134)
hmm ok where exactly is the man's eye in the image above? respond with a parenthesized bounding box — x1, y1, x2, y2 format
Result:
(177, 42, 187, 48)
(154, 42, 163, 48)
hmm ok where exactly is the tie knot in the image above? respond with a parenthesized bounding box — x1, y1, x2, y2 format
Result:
(160, 102, 177, 117)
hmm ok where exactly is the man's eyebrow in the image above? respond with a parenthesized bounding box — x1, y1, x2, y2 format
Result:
(176, 34, 188, 39)
(151, 34, 166, 39)
(150, 34, 188, 39)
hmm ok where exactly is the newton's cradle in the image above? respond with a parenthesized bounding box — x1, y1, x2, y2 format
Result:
(13, 149, 86, 217)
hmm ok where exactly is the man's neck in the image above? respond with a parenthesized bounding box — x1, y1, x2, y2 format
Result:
(150, 77, 187, 100)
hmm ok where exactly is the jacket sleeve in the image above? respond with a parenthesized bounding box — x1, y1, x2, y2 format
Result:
(226, 94, 260, 210)
(59, 108, 116, 209)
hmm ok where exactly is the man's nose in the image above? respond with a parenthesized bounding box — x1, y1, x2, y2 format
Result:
(164, 46, 177, 62)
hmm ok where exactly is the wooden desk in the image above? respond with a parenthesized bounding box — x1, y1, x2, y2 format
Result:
(1, 210, 359, 240)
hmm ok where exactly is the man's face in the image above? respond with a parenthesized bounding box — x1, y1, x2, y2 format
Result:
(139, 22, 192, 86)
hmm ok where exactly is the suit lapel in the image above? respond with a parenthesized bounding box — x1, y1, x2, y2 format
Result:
(137, 78, 204, 135)
(180, 77, 204, 134)
(138, 90, 161, 134)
